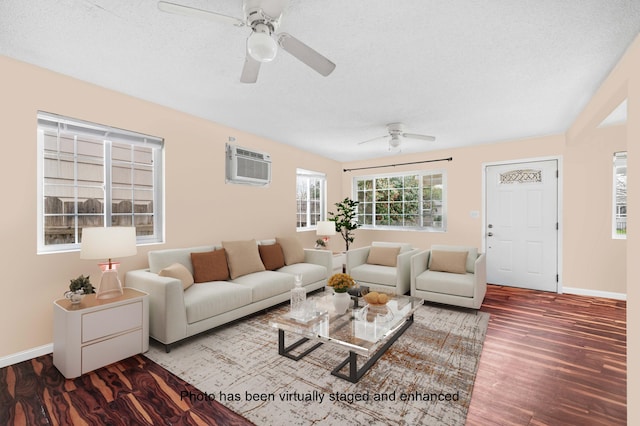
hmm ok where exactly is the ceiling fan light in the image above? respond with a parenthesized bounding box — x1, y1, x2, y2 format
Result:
(389, 135, 401, 148)
(247, 31, 278, 62)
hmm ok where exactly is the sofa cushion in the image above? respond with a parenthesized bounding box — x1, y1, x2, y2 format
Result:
(277, 263, 327, 286)
(222, 239, 266, 279)
(366, 246, 401, 267)
(183, 281, 252, 324)
(276, 236, 305, 265)
(148, 245, 216, 274)
(350, 263, 398, 287)
(415, 270, 475, 298)
(429, 245, 479, 273)
(190, 249, 230, 283)
(231, 271, 294, 302)
(158, 262, 195, 290)
(258, 243, 286, 271)
(429, 250, 468, 274)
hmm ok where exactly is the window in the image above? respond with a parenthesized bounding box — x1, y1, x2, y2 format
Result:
(354, 170, 446, 231)
(296, 169, 326, 230)
(37, 112, 164, 253)
(613, 152, 627, 239)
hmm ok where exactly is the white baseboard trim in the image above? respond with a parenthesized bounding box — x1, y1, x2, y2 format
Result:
(0, 343, 53, 369)
(562, 287, 627, 301)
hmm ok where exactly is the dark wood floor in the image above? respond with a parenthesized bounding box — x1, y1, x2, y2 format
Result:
(0, 285, 626, 425)
(467, 285, 627, 425)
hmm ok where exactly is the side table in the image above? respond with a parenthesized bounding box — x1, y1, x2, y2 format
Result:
(53, 287, 149, 379)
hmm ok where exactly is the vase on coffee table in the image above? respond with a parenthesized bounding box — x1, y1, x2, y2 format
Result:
(333, 291, 350, 315)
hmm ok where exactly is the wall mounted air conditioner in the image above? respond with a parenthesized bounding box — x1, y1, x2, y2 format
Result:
(225, 143, 272, 186)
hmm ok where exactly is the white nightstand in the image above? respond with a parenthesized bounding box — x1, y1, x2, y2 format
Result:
(53, 287, 149, 379)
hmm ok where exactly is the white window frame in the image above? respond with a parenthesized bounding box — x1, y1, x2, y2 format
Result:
(296, 169, 327, 231)
(37, 111, 164, 253)
(353, 170, 447, 231)
(612, 151, 627, 240)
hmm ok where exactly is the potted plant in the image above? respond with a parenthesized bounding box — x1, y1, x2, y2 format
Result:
(327, 273, 356, 314)
(328, 197, 359, 251)
(64, 274, 95, 304)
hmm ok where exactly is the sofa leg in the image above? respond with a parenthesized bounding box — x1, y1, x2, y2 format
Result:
(165, 344, 171, 353)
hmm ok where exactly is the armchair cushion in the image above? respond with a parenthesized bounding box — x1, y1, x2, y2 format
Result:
(190, 249, 230, 283)
(222, 240, 265, 279)
(429, 250, 468, 274)
(350, 264, 398, 287)
(429, 245, 479, 273)
(415, 270, 475, 298)
(366, 246, 401, 267)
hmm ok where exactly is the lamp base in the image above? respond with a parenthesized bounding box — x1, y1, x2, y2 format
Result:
(96, 264, 123, 300)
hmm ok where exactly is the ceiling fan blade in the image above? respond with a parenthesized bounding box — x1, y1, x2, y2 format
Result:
(240, 52, 261, 83)
(158, 1, 245, 27)
(358, 135, 389, 145)
(277, 33, 336, 77)
(402, 133, 436, 142)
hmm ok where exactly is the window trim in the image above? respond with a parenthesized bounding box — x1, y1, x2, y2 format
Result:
(296, 168, 327, 231)
(612, 151, 627, 240)
(37, 111, 165, 254)
(352, 169, 447, 232)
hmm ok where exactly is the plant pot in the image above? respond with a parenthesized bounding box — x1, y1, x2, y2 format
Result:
(64, 291, 83, 305)
(333, 292, 350, 315)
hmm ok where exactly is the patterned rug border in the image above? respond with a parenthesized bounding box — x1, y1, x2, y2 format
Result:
(145, 300, 489, 426)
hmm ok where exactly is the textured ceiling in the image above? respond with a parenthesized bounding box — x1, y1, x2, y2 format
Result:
(1, 0, 639, 161)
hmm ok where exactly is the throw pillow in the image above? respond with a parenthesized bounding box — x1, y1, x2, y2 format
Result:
(158, 263, 195, 290)
(190, 249, 230, 283)
(222, 239, 266, 279)
(366, 246, 401, 267)
(276, 236, 305, 265)
(429, 250, 468, 274)
(259, 243, 286, 271)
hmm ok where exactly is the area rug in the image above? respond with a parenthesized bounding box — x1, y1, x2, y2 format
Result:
(145, 300, 489, 426)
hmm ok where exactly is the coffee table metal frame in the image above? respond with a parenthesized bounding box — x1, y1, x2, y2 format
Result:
(273, 294, 423, 383)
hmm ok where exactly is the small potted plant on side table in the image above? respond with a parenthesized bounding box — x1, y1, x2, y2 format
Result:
(64, 275, 95, 305)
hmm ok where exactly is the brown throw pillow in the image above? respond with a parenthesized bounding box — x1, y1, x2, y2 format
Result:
(222, 239, 266, 279)
(190, 249, 230, 283)
(429, 250, 468, 274)
(366, 246, 401, 267)
(259, 243, 285, 271)
(158, 263, 195, 290)
(276, 236, 305, 265)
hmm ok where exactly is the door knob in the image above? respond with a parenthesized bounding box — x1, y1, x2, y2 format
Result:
(488, 224, 493, 228)
(487, 232, 493, 237)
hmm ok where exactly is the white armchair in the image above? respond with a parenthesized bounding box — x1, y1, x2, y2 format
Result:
(346, 242, 420, 295)
(410, 245, 486, 309)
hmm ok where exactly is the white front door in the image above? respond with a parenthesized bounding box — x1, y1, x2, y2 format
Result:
(485, 160, 558, 292)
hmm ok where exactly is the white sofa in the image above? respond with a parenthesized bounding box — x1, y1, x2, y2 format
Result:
(125, 238, 332, 351)
(410, 245, 486, 309)
(346, 242, 420, 295)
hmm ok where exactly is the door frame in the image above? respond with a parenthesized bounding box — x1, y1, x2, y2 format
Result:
(481, 155, 564, 293)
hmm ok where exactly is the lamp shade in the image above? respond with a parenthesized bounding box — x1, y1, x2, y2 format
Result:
(316, 221, 337, 236)
(80, 227, 138, 260)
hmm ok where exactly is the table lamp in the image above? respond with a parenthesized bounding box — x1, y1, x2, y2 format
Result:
(316, 221, 336, 249)
(80, 226, 137, 299)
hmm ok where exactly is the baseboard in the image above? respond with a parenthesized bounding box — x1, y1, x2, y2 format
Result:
(562, 287, 627, 301)
(0, 343, 53, 369)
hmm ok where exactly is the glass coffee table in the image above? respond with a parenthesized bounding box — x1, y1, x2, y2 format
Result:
(270, 293, 423, 383)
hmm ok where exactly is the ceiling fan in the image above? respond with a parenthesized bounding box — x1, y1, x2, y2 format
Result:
(358, 123, 436, 152)
(157, 0, 336, 83)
